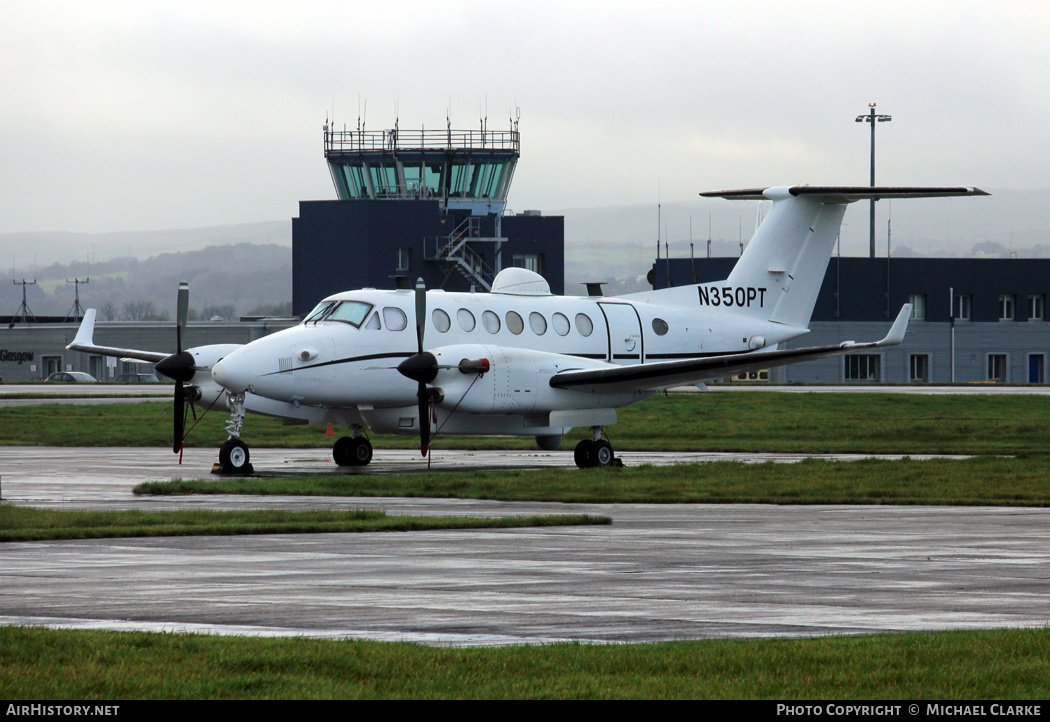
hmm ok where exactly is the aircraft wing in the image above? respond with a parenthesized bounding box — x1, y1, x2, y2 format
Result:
(550, 304, 912, 394)
(65, 309, 171, 363)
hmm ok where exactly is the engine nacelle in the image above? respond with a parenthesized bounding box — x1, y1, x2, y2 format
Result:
(187, 343, 242, 408)
(425, 344, 633, 414)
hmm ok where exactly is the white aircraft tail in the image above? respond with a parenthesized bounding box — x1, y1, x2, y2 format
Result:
(695, 186, 989, 328)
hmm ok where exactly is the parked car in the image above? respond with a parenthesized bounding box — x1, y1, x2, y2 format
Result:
(115, 373, 161, 383)
(45, 371, 99, 383)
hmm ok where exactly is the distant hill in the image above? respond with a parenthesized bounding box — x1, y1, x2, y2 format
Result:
(3, 189, 1046, 311)
(1, 242, 291, 320)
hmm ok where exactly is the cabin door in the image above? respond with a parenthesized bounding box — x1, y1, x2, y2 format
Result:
(598, 302, 643, 366)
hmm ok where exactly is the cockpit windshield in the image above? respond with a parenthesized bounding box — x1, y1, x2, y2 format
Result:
(302, 300, 374, 327)
(303, 301, 336, 323)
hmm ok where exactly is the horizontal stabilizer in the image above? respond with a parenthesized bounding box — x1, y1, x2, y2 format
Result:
(66, 308, 170, 363)
(701, 186, 989, 202)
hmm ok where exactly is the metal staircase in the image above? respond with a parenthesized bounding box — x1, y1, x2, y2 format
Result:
(425, 217, 505, 291)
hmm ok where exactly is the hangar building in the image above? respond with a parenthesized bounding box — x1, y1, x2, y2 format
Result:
(652, 255, 1050, 384)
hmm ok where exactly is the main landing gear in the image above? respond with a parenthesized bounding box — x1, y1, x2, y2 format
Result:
(333, 428, 373, 467)
(574, 426, 621, 469)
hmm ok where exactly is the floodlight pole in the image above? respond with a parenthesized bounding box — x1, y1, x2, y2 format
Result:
(856, 104, 891, 258)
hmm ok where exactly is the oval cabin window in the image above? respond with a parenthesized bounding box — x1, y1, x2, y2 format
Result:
(506, 311, 524, 335)
(576, 313, 594, 337)
(482, 310, 501, 333)
(552, 312, 570, 336)
(457, 308, 476, 332)
(529, 312, 547, 335)
(432, 309, 451, 333)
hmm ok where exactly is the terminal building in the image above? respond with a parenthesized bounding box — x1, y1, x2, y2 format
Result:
(651, 255, 1050, 384)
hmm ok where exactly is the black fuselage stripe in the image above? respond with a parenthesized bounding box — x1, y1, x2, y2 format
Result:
(264, 351, 414, 375)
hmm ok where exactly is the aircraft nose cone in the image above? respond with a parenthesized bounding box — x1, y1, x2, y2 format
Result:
(212, 350, 252, 393)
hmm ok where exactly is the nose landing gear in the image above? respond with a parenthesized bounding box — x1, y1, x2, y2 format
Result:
(213, 391, 254, 475)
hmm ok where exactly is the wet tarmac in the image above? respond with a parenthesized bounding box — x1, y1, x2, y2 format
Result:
(2, 445, 1048, 646)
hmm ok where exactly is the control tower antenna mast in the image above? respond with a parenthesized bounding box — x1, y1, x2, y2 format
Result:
(64, 277, 90, 322)
(9, 278, 37, 328)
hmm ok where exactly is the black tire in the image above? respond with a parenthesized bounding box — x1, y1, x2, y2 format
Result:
(218, 438, 250, 473)
(333, 436, 355, 466)
(351, 437, 373, 466)
(574, 439, 595, 469)
(334, 436, 373, 466)
(593, 439, 614, 467)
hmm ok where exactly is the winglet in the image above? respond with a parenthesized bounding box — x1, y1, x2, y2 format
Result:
(69, 308, 97, 349)
(875, 304, 912, 347)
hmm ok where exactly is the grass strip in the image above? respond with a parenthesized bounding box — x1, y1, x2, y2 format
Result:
(3, 392, 1050, 454)
(1, 626, 1047, 699)
(0, 506, 609, 543)
(135, 455, 1050, 507)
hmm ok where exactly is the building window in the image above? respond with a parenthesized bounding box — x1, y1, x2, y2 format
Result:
(396, 247, 412, 271)
(909, 354, 929, 383)
(1029, 294, 1044, 321)
(512, 253, 543, 274)
(908, 294, 926, 321)
(987, 354, 1007, 383)
(953, 294, 971, 321)
(845, 354, 881, 381)
(999, 294, 1015, 321)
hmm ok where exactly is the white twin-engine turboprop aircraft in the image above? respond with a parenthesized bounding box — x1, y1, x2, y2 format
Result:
(69, 185, 987, 472)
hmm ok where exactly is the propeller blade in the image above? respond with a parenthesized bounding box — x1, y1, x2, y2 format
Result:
(172, 282, 190, 454)
(418, 381, 430, 456)
(414, 277, 426, 354)
(413, 277, 429, 455)
(176, 281, 189, 351)
(173, 379, 185, 453)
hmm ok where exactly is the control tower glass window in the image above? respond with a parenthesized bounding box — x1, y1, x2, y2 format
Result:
(369, 165, 399, 197)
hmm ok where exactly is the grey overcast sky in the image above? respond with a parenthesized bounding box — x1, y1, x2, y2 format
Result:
(2, 0, 1048, 234)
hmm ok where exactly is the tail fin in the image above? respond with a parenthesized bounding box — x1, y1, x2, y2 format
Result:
(700, 186, 988, 329)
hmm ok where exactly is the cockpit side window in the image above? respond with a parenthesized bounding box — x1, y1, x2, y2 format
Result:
(383, 307, 408, 331)
(324, 301, 374, 327)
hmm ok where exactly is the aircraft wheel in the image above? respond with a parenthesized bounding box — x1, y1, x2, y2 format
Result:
(351, 437, 373, 466)
(334, 436, 373, 466)
(333, 436, 355, 466)
(218, 438, 251, 474)
(574, 439, 595, 469)
(593, 440, 615, 467)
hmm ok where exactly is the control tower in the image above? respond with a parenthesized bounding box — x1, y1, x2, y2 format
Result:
(324, 119, 518, 216)
(292, 116, 563, 316)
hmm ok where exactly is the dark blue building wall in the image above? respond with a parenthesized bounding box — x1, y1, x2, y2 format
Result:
(653, 257, 1050, 323)
(502, 214, 565, 293)
(292, 200, 564, 316)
